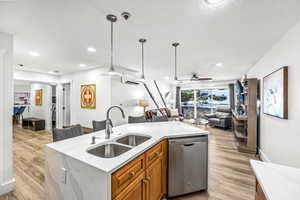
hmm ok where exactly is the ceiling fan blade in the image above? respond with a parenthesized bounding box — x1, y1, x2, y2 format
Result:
(179, 77, 212, 81)
(196, 78, 213, 81)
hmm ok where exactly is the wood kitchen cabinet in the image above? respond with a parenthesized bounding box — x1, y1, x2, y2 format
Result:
(113, 140, 167, 200)
(146, 157, 164, 200)
(114, 172, 147, 200)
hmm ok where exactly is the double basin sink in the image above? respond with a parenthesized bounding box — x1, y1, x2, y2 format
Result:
(87, 134, 151, 158)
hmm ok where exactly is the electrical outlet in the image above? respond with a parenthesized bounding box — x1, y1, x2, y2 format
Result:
(61, 168, 67, 184)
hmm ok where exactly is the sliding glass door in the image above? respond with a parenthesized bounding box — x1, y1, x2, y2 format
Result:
(181, 90, 195, 119)
(181, 88, 230, 119)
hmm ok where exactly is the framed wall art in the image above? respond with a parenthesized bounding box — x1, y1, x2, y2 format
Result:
(263, 66, 288, 119)
(35, 89, 43, 106)
(81, 84, 96, 109)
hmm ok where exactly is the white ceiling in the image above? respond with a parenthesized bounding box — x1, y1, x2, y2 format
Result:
(1, 0, 300, 80)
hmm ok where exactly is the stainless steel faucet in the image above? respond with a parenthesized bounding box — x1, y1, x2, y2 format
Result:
(105, 105, 125, 139)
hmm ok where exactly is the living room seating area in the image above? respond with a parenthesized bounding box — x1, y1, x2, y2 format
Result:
(204, 106, 232, 129)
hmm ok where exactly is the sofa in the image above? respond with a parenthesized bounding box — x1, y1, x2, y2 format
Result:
(204, 106, 232, 129)
(145, 108, 184, 121)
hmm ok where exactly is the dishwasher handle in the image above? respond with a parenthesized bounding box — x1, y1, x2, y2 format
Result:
(183, 143, 195, 147)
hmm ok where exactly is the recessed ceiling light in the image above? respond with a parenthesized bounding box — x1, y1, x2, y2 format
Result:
(28, 51, 40, 57)
(87, 47, 96, 52)
(164, 76, 170, 80)
(204, 0, 225, 5)
(48, 70, 60, 74)
(79, 64, 87, 67)
(216, 62, 223, 67)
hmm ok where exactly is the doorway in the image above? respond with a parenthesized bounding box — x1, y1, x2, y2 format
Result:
(62, 83, 71, 127)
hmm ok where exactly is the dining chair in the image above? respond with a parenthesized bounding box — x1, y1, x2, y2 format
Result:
(92, 119, 113, 132)
(128, 116, 148, 124)
(52, 124, 83, 142)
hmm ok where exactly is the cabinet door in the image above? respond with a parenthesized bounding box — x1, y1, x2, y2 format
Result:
(114, 173, 147, 200)
(112, 154, 146, 198)
(146, 157, 165, 200)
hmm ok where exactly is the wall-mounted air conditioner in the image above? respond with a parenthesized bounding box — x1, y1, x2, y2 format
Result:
(121, 74, 140, 85)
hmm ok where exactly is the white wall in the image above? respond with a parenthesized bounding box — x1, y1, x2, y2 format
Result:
(59, 69, 172, 128)
(60, 69, 111, 128)
(110, 79, 172, 125)
(30, 83, 53, 130)
(179, 80, 234, 90)
(0, 32, 15, 195)
(14, 70, 59, 84)
(110, 78, 146, 125)
(247, 20, 300, 168)
(14, 84, 30, 93)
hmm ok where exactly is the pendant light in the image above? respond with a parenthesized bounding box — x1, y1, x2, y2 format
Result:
(104, 14, 121, 76)
(172, 42, 180, 81)
(139, 38, 147, 80)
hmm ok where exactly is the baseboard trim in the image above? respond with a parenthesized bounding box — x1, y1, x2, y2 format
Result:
(0, 179, 16, 196)
(259, 149, 271, 163)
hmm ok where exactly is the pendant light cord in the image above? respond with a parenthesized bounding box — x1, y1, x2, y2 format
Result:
(175, 46, 177, 80)
(110, 21, 114, 70)
(142, 42, 145, 79)
(139, 38, 146, 79)
(172, 42, 180, 80)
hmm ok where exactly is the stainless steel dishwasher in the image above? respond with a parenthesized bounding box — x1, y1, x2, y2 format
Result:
(168, 135, 208, 197)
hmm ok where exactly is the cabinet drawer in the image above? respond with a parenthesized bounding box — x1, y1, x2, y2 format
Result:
(146, 140, 166, 168)
(112, 154, 146, 198)
(114, 172, 146, 200)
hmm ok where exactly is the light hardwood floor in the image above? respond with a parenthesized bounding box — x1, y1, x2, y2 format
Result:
(0, 125, 257, 200)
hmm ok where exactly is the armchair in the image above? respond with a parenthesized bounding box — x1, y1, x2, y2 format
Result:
(204, 106, 232, 129)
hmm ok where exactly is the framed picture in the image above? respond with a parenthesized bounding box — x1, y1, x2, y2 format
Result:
(81, 84, 96, 109)
(35, 89, 43, 106)
(14, 92, 30, 105)
(263, 66, 288, 119)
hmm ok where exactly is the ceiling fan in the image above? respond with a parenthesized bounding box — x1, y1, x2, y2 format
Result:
(171, 43, 212, 83)
(178, 72, 212, 82)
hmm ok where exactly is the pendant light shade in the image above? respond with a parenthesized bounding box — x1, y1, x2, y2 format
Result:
(172, 42, 180, 81)
(103, 14, 121, 76)
(139, 38, 147, 80)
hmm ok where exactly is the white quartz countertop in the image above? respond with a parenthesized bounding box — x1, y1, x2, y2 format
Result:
(46, 121, 209, 173)
(250, 160, 300, 200)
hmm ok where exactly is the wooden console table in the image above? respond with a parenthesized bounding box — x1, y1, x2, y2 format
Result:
(22, 117, 45, 131)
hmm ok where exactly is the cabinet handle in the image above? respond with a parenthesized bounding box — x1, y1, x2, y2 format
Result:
(183, 143, 195, 147)
(149, 151, 160, 161)
(142, 179, 148, 184)
(142, 178, 149, 200)
(129, 171, 136, 177)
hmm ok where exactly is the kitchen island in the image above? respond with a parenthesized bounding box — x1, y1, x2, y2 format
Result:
(45, 121, 209, 200)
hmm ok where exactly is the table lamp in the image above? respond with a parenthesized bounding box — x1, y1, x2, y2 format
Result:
(139, 99, 149, 113)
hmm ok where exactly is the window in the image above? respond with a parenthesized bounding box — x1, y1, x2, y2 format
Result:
(181, 90, 195, 119)
(181, 88, 230, 119)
